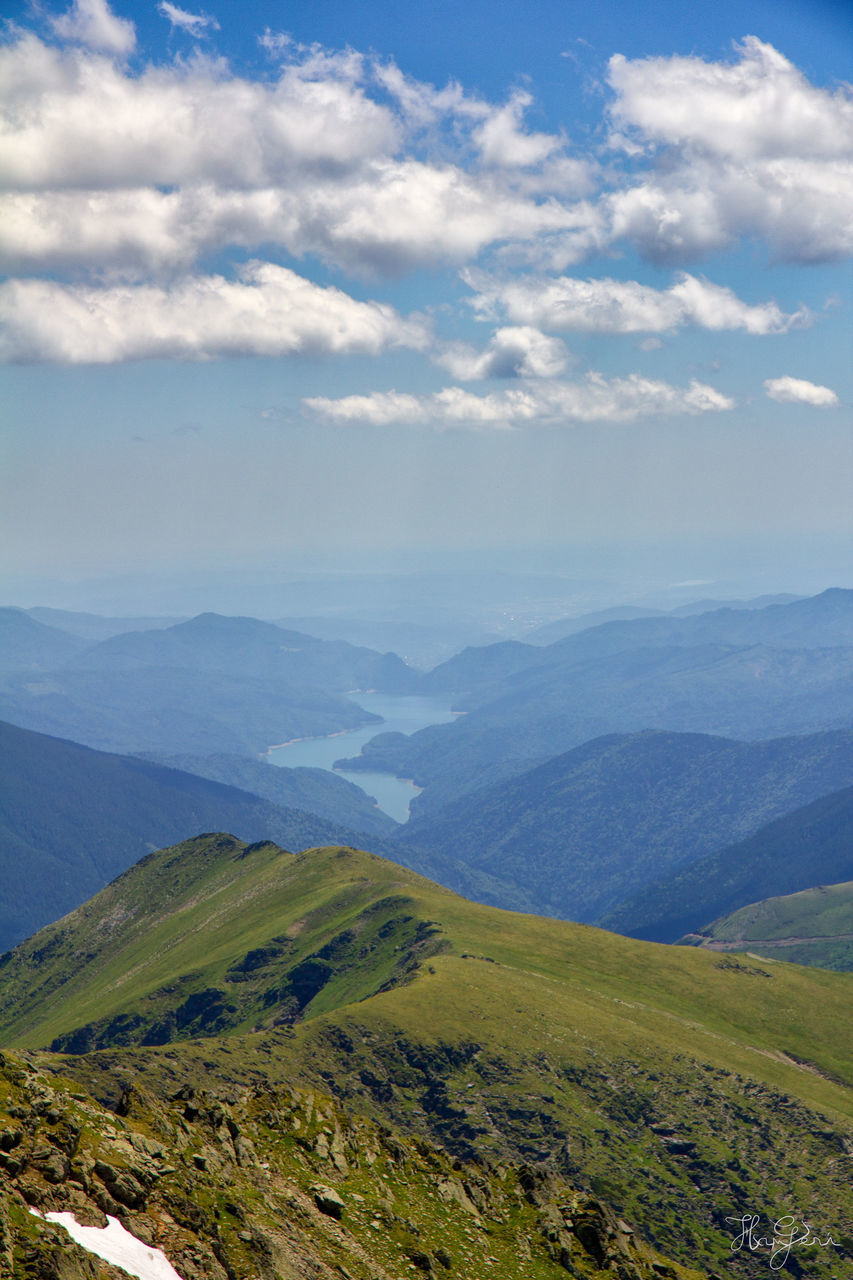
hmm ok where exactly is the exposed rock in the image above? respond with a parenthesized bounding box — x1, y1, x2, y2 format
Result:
(310, 1184, 345, 1219)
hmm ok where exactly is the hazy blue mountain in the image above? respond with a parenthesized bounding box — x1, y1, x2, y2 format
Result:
(341, 640, 853, 814)
(24, 605, 187, 641)
(0, 611, 433, 755)
(526, 605, 666, 645)
(420, 638, 549, 695)
(273, 615, 501, 669)
(668, 592, 803, 617)
(396, 729, 853, 920)
(601, 784, 853, 943)
(0, 661, 378, 756)
(525, 593, 805, 645)
(141, 749, 398, 838)
(0, 607, 86, 679)
(0, 719, 408, 950)
(64, 611, 421, 693)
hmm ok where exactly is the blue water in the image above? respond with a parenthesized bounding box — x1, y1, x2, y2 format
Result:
(266, 692, 458, 822)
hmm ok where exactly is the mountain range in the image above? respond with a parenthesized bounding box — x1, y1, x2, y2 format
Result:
(0, 719, 409, 951)
(395, 727, 853, 921)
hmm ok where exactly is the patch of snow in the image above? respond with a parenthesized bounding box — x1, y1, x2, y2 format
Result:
(29, 1209, 185, 1280)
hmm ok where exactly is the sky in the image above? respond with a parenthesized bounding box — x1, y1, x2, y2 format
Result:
(1, 0, 851, 609)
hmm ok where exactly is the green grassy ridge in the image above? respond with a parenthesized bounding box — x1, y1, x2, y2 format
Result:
(0, 720, 412, 951)
(3, 834, 853, 1276)
(2, 835, 852, 1092)
(681, 880, 853, 971)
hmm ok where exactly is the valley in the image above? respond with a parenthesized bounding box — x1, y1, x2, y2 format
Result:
(2, 587, 853, 1279)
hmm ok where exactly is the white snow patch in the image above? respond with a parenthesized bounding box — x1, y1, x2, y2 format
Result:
(29, 1209, 185, 1280)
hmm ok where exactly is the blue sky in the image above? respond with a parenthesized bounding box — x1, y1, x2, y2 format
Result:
(1, 0, 851, 606)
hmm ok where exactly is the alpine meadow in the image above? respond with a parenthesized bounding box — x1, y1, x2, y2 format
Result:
(0, 1, 851, 1278)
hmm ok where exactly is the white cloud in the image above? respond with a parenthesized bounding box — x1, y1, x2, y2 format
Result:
(473, 90, 561, 168)
(608, 37, 853, 161)
(605, 38, 853, 264)
(306, 373, 734, 428)
(0, 38, 399, 191)
(763, 376, 839, 406)
(464, 270, 807, 335)
(49, 0, 135, 55)
(158, 2, 219, 37)
(0, 262, 430, 363)
(0, 168, 588, 280)
(436, 326, 570, 380)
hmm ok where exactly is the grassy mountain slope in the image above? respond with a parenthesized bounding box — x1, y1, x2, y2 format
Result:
(602, 784, 853, 943)
(396, 728, 853, 921)
(1, 835, 852, 1277)
(0, 721, 406, 950)
(0, 1053, 703, 1280)
(680, 880, 853, 971)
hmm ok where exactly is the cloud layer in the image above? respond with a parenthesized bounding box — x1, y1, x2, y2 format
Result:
(464, 270, 807, 335)
(0, 263, 429, 363)
(763, 376, 839, 407)
(0, 4, 849, 419)
(306, 374, 734, 428)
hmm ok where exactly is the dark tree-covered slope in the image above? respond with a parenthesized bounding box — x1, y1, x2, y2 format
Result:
(0, 720, 404, 950)
(396, 728, 853, 920)
(601, 784, 853, 942)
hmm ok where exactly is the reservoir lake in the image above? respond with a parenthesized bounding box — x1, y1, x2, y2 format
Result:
(266, 692, 459, 822)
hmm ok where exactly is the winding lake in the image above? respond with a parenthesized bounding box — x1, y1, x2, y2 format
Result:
(266, 692, 459, 822)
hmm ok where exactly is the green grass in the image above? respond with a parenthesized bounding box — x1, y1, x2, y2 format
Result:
(683, 880, 853, 971)
(2, 833, 852, 1277)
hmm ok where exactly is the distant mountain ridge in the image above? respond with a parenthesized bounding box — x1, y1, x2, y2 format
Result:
(397, 728, 853, 921)
(0, 611, 424, 756)
(601, 783, 853, 942)
(0, 719, 412, 950)
(343, 590, 853, 813)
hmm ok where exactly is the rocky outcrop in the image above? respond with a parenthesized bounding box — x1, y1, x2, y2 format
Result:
(0, 1050, 702, 1280)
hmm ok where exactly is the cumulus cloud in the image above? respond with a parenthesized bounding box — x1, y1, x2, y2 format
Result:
(605, 38, 853, 263)
(305, 374, 734, 428)
(763, 376, 839, 406)
(463, 270, 808, 335)
(0, 18, 849, 372)
(0, 262, 430, 363)
(473, 90, 561, 168)
(0, 170, 587, 280)
(436, 326, 570, 380)
(158, 2, 219, 37)
(0, 38, 399, 191)
(49, 0, 135, 54)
